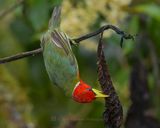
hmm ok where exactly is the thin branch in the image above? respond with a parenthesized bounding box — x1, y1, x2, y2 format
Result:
(0, 25, 134, 64)
(0, 48, 42, 64)
(0, 0, 24, 20)
(73, 24, 134, 44)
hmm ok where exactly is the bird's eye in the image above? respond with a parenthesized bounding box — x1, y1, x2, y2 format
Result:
(86, 88, 92, 91)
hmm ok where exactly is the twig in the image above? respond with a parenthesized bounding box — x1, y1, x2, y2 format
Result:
(0, 48, 42, 64)
(0, 0, 24, 20)
(73, 24, 134, 44)
(0, 25, 134, 64)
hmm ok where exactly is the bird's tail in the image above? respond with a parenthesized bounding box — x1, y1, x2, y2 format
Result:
(49, 4, 62, 30)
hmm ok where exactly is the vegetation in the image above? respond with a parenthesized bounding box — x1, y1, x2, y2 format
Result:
(0, 0, 160, 128)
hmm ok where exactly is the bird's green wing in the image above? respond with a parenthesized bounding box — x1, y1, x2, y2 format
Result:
(42, 30, 79, 96)
(51, 30, 77, 65)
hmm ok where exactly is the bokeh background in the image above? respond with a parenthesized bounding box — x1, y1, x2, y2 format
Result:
(0, 0, 160, 128)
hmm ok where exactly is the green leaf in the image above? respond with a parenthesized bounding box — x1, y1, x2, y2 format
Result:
(50, 0, 63, 6)
(24, 0, 63, 31)
(25, 0, 50, 31)
(134, 3, 160, 21)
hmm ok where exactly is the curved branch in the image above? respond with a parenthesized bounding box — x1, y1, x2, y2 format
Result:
(0, 25, 134, 64)
(74, 24, 133, 43)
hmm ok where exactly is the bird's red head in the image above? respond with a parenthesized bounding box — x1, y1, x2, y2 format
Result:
(72, 80, 108, 103)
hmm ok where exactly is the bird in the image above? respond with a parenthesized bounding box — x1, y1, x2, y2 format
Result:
(40, 5, 108, 103)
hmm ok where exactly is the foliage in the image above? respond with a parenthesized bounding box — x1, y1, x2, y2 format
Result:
(0, 0, 160, 128)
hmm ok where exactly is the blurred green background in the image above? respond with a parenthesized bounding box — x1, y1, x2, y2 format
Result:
(0, 0, 160, 128)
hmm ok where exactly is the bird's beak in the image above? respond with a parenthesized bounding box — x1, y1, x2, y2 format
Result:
(92, 88, 109, 98)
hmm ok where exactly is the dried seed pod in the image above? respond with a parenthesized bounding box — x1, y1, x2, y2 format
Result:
(97, 33, 123, 128)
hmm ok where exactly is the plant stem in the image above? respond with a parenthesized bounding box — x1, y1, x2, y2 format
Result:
(0, 25, 134, 64)
(0, 48, 42, 64)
